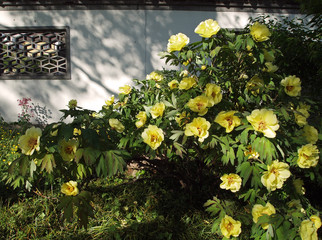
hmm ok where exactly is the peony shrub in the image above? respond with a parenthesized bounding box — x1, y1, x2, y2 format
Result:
(6, 19, 321, 238)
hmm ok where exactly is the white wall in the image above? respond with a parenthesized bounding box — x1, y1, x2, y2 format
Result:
(0, 9, 299, 122)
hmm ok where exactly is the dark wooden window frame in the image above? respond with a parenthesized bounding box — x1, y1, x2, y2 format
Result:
(0, 26, 71, 80)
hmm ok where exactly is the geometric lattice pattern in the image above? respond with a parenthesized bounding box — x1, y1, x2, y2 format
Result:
(0, 28, 70, 79)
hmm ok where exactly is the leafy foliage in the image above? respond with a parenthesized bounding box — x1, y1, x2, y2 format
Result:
(3, 17, 322, 239)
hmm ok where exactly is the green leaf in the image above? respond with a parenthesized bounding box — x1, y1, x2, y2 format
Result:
(19, 156, 29, 176)
(30, 159, 37, 178)
(40, 154, 56, 173)
(237, 161, 252, 186)
(83, 148, 100, 166)
(210, 46, 221, 58)
(75, 148, 84, 163)
(170, 130, 184, 141)
(173, 142, 186, 158)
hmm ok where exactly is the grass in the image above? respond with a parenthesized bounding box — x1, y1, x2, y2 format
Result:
(0, 121, 217, 240)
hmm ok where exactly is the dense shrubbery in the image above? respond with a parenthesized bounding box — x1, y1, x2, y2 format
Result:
(1, 16, 322, 239)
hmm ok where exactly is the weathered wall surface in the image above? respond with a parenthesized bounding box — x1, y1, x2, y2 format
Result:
(0, 9, 300, 122)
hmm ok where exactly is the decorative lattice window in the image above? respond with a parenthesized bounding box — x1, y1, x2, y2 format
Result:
(0, 27, 70, 79)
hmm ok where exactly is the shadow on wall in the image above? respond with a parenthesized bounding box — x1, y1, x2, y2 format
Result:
(0, 9, 269, 122)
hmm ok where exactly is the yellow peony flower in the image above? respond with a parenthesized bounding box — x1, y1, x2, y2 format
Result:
(204, 83, 222, 106)
(264, 62, 278, 73)
(18, 126, 42, 156)
(293, 178, 305, 195)
(261, 160, 291, 191)
(109, 118, 125, 133)
(244, 145, 260, 159)
(281, 75, 301, 97)
(141, 125, 164, 150)
(61, 180, 79, 196)
(247, 109, 280, 138)
(119, 84, 132, 95)
(297, 144, 320, 168)
(194, 19, 221, 38)
(220, 215, 242, 239)
(214, 111, 241, 133)
(178, 76, 197, 90)
(220, 173, 242, 192)
(150, 102, 165, 119)
(105, 95, 115, 106)
(186, 95, 209, 116)
(303, 125, 318, 144)
(252, 202, 276, 229)
(294, 103, 310, 127)
(246, 75, 264, 96)
(175, 111, 190, 127)
(146, 71, 164, 82)
(250, 22, 271, 42)
(68, 99, 77, 109)
(167, 33, 189, 52)
(300, 219, 318, 240)
(135, 111, 147, 128)
(310, 215, 321, 229)
(168, 80, 179, 90)
(184, 117, 210, 142)
(58, 139, 78, 161)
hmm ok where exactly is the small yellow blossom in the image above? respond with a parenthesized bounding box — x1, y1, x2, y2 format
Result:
(186, 95, 209, 116)
(252, 202, 276, 229)
(300, 219, 318, 240)
(58, 139, 78, 161)
(303, 125, 318, 144)
(244, 145, 260, 159)
(294, 103, 310, 127)
(18, 127, 42, 155)
(204, 83, 222, 106)
(178, 76, 197, 90)
(250, 22, 271, 42)
(119, 85, 132, 95)
(68, 99, 77, 109)
(61, 181, 79, 196)
(150, 102, 165, 119)
(105, 95, 115, 106)
(194, 19, 221, 38)
(141, 125, 164, 150)
(281, 75, 301, 97)
(167, 33, 189, 52)
(247, 109, 279, 138)
(297, 144, 319, 168)
(135, 111, 147, 128)
(220, 173, 242, 192)
(184, 117, 210, 142)
(261, 160, 291, 191)
(310, 215, 321, 229)
(220, 215, 242, 239)
(201, 65, 206, 70)
(109, 119, 125, 133)
(168, 80, 179, 90)
(146, 71, 164, 82)
(214, 111, 241, 133)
